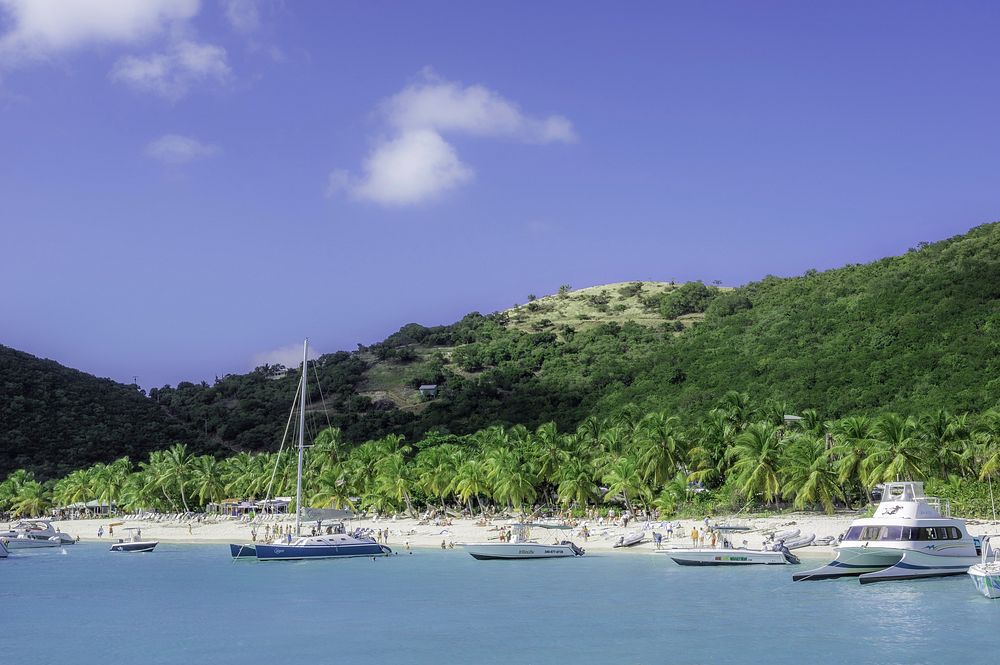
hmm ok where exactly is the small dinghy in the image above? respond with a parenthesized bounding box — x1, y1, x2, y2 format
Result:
(767, 528, 800, 544)
(783, 533, 816, 550)
(110, 528, 157, 553)
(613, 531, 645, 548)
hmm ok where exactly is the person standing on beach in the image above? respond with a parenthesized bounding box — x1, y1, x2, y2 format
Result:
(691, 527, 699, 547)
(98, 526, 104, 538)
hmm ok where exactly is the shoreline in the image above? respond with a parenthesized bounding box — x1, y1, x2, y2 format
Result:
(45, 511, 1000, 553)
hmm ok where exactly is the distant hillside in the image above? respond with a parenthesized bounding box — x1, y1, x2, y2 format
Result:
(0, 346, 222, 480)
(3, 221, 998, 479)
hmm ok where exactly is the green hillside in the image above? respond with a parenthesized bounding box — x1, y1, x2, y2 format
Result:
(2, 221, 998, 482)
(0, 346, 222, 480)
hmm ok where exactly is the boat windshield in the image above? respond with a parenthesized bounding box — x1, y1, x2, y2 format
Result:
(845, 525, 963, 541)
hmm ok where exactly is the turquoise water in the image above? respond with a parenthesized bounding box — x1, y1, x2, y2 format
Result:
(4, 544, 999, 664)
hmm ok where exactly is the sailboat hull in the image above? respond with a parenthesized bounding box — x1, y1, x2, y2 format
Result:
(253, 542, 391, 560)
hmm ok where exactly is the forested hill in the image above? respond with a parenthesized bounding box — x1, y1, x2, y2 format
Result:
(0, 346, 222, 480)
(3, 221, 998, 480)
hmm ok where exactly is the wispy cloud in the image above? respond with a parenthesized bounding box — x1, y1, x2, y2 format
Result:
(328, 69, 576, 207)
(384, 69, 577, 144)
(223, 0, 260, 34)
(252, 343, 321, 370)
(0, 0, 198, 64)
(111, 40, 230, 100)
(146, 134, 219, 164)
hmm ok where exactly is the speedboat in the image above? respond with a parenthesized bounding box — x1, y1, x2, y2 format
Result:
(967, 535, 1000, 598)
(463, 524, 584, 560)
(660, 527, 799, 565)
(660, 547, 798, 566)
(1, 519, 75, 549)
(109, 528, 158, 553)
(793, 481, 980, 584)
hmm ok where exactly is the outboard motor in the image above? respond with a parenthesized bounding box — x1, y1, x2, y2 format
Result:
(562, 541, 586, 556)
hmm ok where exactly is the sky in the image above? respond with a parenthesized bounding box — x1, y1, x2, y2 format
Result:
(1, 1, 998, 390)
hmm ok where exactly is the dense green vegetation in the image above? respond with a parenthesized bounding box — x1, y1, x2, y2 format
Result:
(0, 346, 222, 480)
(1, 222, 998, 487)
(4, 397, 1000, 520)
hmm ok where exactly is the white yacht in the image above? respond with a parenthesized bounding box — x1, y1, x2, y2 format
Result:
(462, 524, 585, 560)
(794, 481, 980, 584)
(1, 519, 75, 550)
(967, 535, 1000, 598)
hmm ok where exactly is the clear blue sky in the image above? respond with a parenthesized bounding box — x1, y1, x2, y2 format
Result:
(1, 1, 997, 389)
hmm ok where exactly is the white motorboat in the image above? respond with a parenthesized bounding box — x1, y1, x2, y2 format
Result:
(967, 535, 1000, 598)
(794, 481, 981, 584)
(463, 524, 584, 560)
(110, 528, 158, 553)
(660, 547, 798, 566)
(1, 519, 75, 549)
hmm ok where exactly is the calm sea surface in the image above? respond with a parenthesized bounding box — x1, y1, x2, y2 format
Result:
(3, 543, 998, 664)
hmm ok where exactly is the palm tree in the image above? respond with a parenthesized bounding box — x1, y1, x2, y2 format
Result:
(830, 414, 877, 506)
(861, 414, 930, 486)
(780, 435, 842, 514)
(190, 455, 224, 506)
(974, 410, 1000, 480)
(726, 421, 783, 505)
(451, 458, 490, 513)
(12, 480, 50, 517)
(555, 458, 600, 508)
(163, 443, 196, 512)
(634, 412, 686, 488)
(688, 409, 736, 488)
(53, 468, 94, 507)
(414, 445, 461, 509)
(601, 456, 650, 512)
(917, 409, 967, 477)
(486, 447, 536, 512)
(374, 453, 416, 516)
(652, 471, 691, 516)
(310, 464, 356, 510)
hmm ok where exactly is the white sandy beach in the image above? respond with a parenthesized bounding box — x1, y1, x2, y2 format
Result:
(39, 511, 881, 553)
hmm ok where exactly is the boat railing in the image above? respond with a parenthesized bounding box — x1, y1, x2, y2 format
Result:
(924, 496, 951, 517)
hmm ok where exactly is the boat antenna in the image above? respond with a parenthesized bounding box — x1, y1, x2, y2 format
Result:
(295, 338, 308, 538)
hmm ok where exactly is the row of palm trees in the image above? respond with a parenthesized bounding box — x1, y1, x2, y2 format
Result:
(2, 393, 999, 519)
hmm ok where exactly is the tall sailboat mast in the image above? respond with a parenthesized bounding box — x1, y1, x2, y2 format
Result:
(295, 338, 308, 537)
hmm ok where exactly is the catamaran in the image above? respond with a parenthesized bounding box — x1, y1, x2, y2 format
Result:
(793, 481, 980, 583)
(229, 339, 391, 561)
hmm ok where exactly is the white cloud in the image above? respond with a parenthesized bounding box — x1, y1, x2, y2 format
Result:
(384, 71, 577, 144)
(252, 343, 321, 370)
(223, 0, 260, 34)
(111, 40, 230, 100)
(0, 0, 198, 63)
(329, 70, 576, 207)
(349, 129, 473, 206)
(146, 134, 219, 164)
